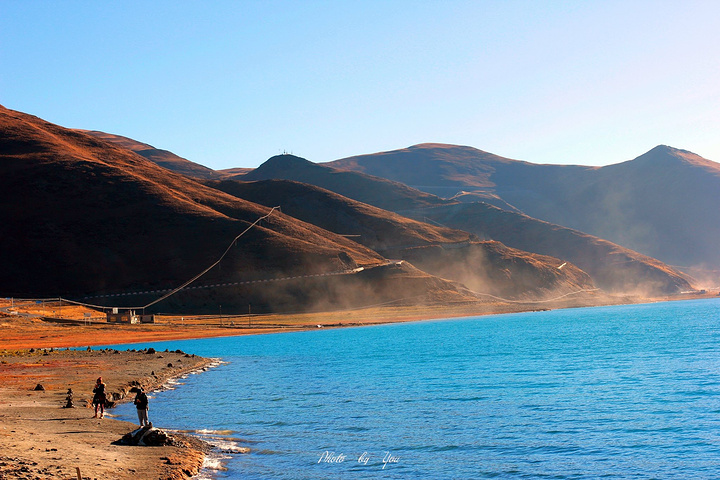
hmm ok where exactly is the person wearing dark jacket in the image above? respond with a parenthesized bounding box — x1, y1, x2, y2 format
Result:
(134, 387, 149, 426)
(92, 377, 106, 418)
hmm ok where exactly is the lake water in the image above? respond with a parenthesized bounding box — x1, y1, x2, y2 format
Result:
(112, 298, 720, 479)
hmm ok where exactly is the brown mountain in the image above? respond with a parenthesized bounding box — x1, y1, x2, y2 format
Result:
(399, 240, 594, 301)
(80, 130, 222, 180)
(555, 146, 720, 278)
(240, 154, 452, 211)
(0, 106, 480, 313)
(328, 144, 720, 278)
(204, 179, 473, 252)
(206, 178, 596, 300)
(328, 143, 591, 200)
(241, 151, 692, 296)
(408, 202, 692, 295)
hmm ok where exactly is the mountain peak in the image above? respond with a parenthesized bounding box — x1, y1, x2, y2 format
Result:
(632, 145, 717, 170)
(264, 153, 314, 167)
(647, 144, 695, 156)
(409, 143, 476, 150)
(248, 154, 323, 179)
(404, 143, 508, 159)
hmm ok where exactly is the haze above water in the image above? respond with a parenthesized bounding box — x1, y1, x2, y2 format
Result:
(114, 299, 720, 479)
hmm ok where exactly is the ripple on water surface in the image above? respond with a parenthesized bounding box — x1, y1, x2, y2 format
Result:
(110, 299, 720, 479)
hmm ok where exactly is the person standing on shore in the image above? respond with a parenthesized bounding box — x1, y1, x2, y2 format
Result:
(92, 377, 106, 419)
(134, 387, 149, 427)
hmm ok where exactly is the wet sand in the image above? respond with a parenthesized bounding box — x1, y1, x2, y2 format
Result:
(0, 348, 214, 479)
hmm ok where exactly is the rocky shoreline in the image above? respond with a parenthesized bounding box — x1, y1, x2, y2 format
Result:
(0, 348, 216, 479)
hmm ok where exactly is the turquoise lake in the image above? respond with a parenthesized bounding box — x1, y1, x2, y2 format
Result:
(112, 298, 720, 479)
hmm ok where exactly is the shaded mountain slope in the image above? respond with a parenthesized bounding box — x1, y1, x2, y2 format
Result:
(233, 150, 690, 296)
(410, 202, 693, 295)
(241, 154, 453, 211)
(400, 240, 594, 301)
(549, 146, 720, 273)
(328, 143, 720, 274)
(328, 143, 593, 200)
(204, 179, 474, 252)
(206, 178, 596, 300)
(0, 106, 480, 312)
(80, 130, 222, 180)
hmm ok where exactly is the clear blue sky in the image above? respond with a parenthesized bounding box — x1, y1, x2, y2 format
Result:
(2, 0, 719, 169)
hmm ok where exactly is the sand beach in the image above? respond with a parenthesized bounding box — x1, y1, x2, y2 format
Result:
(0, 346, 213, 480)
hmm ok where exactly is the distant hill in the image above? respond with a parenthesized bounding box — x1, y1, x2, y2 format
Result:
(5, 105, 700, 304)
(206, 178, 596, 300)
(328, 143, 720, 277)
(244, 152, 693, 295)
(240, 154, 453, 211)
(0, 106, 482, 313)
(80, 130, 222, 180)
(553, 146, 720, 277)
(328, 143, 593, 199)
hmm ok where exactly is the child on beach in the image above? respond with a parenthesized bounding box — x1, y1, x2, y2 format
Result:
(134, 387, 150, 427)
(92, 377, 106, 418)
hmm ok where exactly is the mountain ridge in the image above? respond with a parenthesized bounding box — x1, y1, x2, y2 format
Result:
(205, 178, 597, 300)
(238, 151, 694, 295)
(327, 143, 720, 275)
(242, 153, 453, 211)
(79, 129, 222, 180)
(1, 105, 487, 312)
(8, 110, 708, 297)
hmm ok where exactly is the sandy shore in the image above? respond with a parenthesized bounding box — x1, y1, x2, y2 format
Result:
(0, 291, 660, 351)
(0, 348, 214, 480)
(1, 292, 717, 479)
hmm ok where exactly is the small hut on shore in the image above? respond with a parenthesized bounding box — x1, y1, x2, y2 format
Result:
(106, 309, 155, 324)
